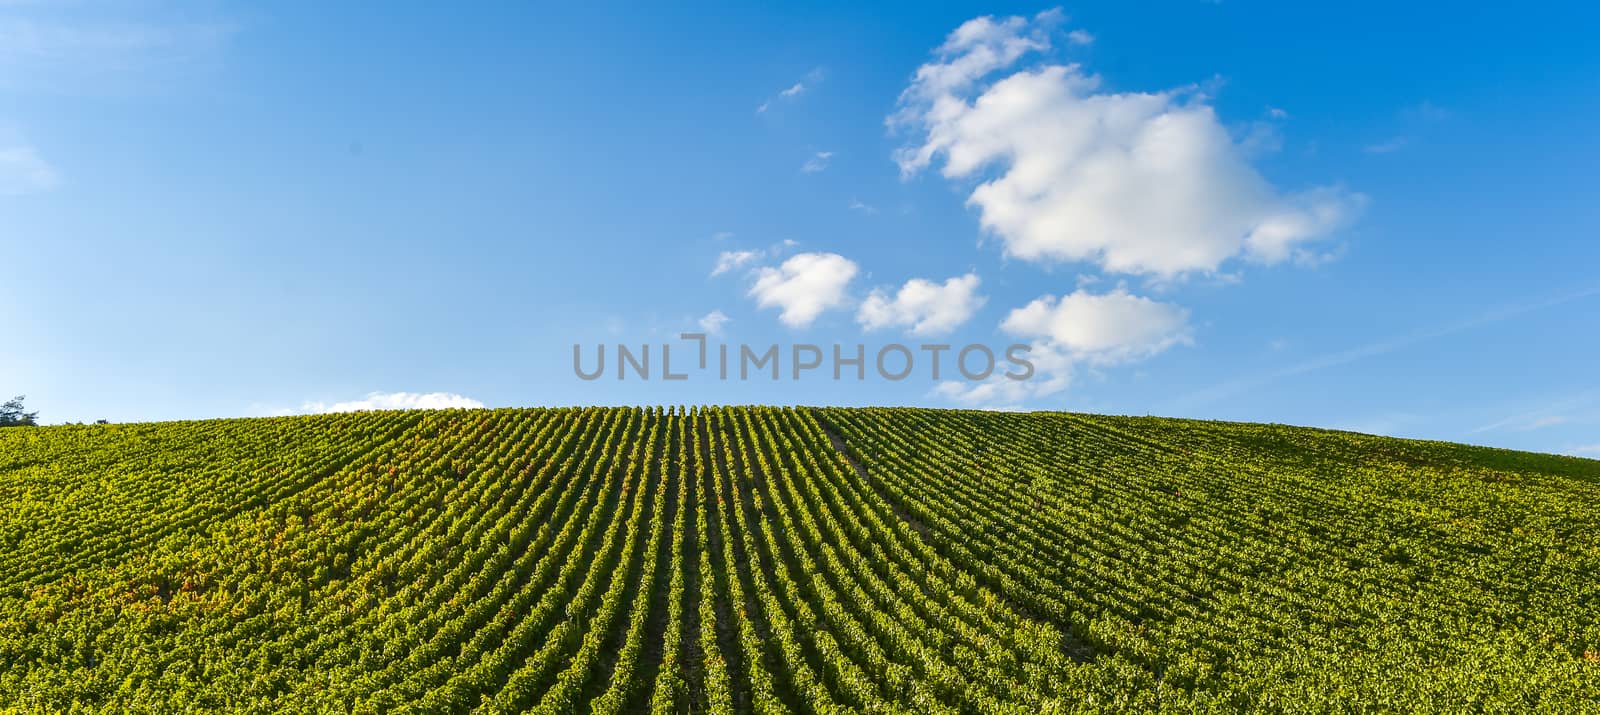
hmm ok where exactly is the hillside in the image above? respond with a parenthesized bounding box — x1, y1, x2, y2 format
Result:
(1, 406, 1597, 712)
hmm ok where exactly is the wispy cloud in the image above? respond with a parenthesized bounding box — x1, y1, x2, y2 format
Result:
(1361, 102, 1449, 156)
(0, 8, 236, 94)
(1570, 444, 1600, 457)
(800, 151, 833, 173)
(0, 142, 58, 195)
(710, 250, 760, 277)
(848, 198, 877, 214)
(698, 309, 730, 334)
(756, 67, 824, 113)
(709, 240, 802, 278)
(1402, 101, 1451, 123)
(1470, 391, 1599, 434)
(1364, 136, 1408, 154)
(1526, 415, 1569, 429)
(1170, 284, 1600, 411)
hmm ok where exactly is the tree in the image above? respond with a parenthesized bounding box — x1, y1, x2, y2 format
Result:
(1, 396, 38, 427)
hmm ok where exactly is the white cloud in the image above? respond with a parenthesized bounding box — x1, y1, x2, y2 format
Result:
(891, 11, 1058, 116)
(710, 249, 760, 276)
(935, 287, 1189, 409)
(699, 309, 731, 334)
(1267, 106, 1289, 119)
(1571, 444, 1600, 456)
(1066, 29, 1094, 45)
(1002, 287, 1191, 364)
(934, 340, 1074, 408)
(848, 198, 877, 214)
(858, 272, 985, 336)
(749, 251, 858, 328)
(758, 84, 805, 113)
(711, 241, 801, 277)
(893, 11, 1364, 277)
(757, 68, 824, 113)
(301, 391, 485, 414)
(933, 379, 1029, 411)
(0, 144, 58, 195)
(801, 151, 833, 173)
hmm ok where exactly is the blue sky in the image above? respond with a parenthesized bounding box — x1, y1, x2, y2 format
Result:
(3, 1, 1598, 457)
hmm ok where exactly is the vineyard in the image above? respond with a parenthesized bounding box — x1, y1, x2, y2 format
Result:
(1, 407, 1598, 712)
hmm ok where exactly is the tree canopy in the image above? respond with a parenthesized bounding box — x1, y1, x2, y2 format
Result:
(0, 396, 38, 427)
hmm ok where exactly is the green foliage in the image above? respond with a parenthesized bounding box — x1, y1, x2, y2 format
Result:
(0, 407, 1596, 712)
(0, 395, 37, 427)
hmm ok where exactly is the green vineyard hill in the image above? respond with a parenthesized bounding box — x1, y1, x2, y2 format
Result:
(1, 407, 1597, 712)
